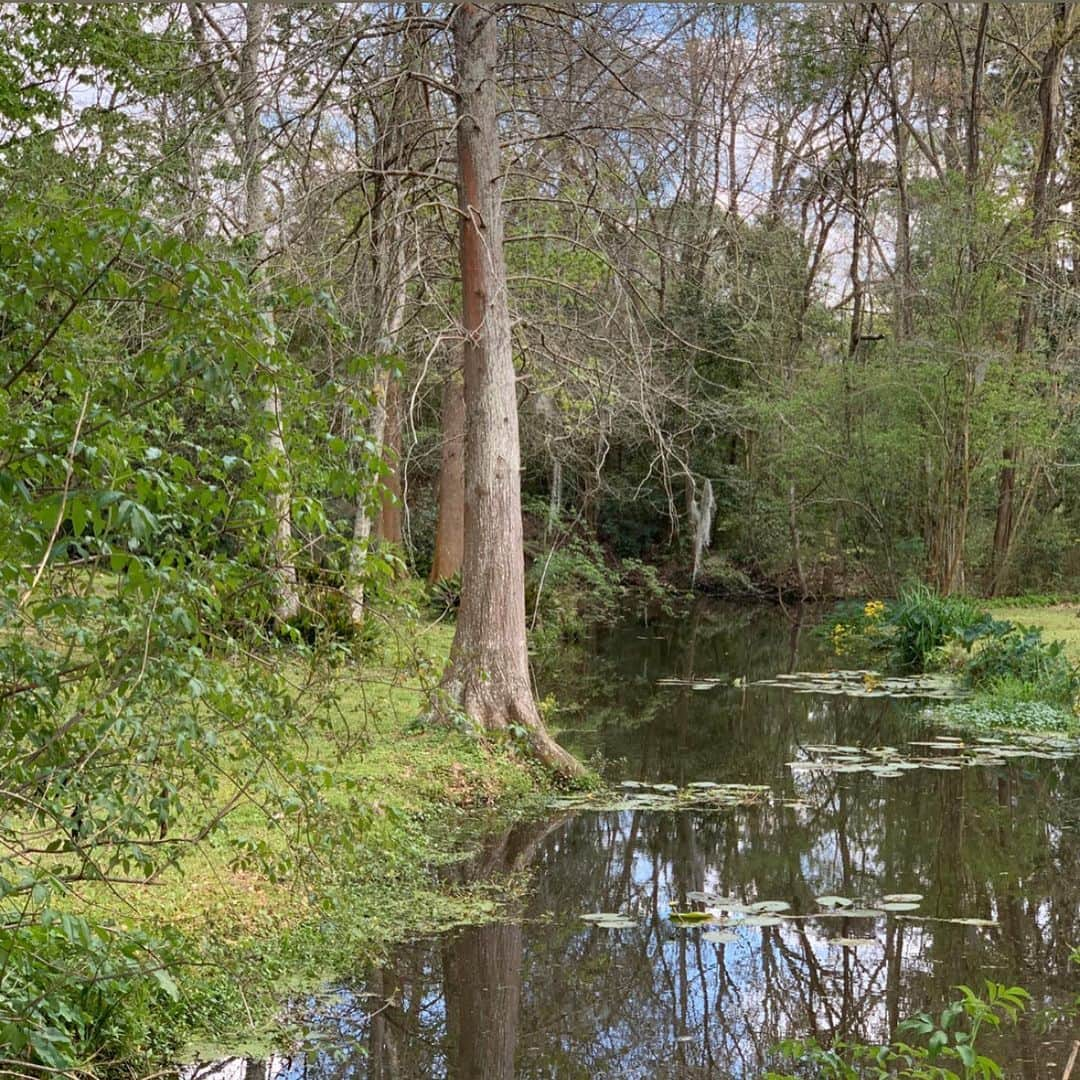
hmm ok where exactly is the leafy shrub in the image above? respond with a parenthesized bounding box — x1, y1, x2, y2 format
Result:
(525, 536, 674, 641)
(0, 914, 177, 1068)
(965, 623, 1079, 708)
(885, 584, 987, 671)
(429, 571, 462, 614)
(769, 981, 1028, 1080)
(695, 552, 758, 596)
(0, 193, 383, 1070)
(818, 598, 891, 661)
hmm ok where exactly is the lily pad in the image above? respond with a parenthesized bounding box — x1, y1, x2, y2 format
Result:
(816, 896, 855, 909)
(702, 930, 739, 944)
(669, 910, 713, 925)
(825, 907, 885, 919)
(749, 900, 791, 913)
(754, 670, 969, 701)
(881, 901, 921, 912)
(740, 914, 784, 927)
(882, 893, 923, 904)
(582, 912, 637, 929)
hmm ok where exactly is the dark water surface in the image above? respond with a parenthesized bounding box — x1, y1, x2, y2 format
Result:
(186, 604, 1080, 1079)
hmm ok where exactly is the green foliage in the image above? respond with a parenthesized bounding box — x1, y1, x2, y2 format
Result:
(886, 585, 987, 671)
(429, 572, 462, 615)
(965, 623, 1080, 709)
(0, 190, 388, 1071)
(525, 533, 676, 649)
(938, 698, 1077, 734)
(819, 598, 891, 661)
(769, 982, 1029, 1080)
(821, 589, 1079, 718)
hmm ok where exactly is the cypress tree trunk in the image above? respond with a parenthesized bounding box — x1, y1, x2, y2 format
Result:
(440, 2, 582, 778)
(430, 366, 466, 582)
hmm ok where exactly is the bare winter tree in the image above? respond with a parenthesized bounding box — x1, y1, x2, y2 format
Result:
(188, 1, 302, 624)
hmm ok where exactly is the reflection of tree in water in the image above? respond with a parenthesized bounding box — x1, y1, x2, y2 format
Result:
(189, 606, 1080, 1079)
(362, 819, 564, 1080)
(509, 765, 1080, 1078)
(355, 758, 1079, 1078)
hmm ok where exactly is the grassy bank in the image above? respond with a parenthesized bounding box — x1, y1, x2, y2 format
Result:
(81, 615, 559, 1066)
(985, 599, 1080, 663)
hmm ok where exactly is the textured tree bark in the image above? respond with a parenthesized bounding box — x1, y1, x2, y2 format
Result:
(376, 377, 404, 544)
(429, 366, 466, 582)
(441, 2, 582, 779)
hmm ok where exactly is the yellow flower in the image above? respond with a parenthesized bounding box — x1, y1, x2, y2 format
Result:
(864, 599, 886, 620)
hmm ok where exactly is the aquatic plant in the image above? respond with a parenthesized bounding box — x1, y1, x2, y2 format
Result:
(938, 698, 1077, 734)
(768, 981, 1029, 1079)
(885, 584, 987, 671)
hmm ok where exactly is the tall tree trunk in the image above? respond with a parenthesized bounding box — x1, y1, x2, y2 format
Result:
(988, 3, 1072, 594)
(440, 2, 582, 779)
(376, 377, 404, 544)
(190, 0, 301, 624)
(346, 7, 422, 620)
(430, 365, 466, 582)
(876, 6, 914, 340)
(238, 1, 300, 624)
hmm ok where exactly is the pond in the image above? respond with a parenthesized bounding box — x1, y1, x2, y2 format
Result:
(185, 603, 1080, 1079)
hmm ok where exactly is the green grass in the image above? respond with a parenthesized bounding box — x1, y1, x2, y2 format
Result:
(984, 601, 1080, 664)
(74, 615, 558, 1063)
(936, 600, 1080, 737)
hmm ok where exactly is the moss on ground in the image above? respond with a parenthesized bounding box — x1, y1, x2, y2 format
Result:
(83, 614, 559, 1064)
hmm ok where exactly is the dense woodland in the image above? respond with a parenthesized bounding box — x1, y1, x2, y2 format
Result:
(1, 2, 1080, 1074)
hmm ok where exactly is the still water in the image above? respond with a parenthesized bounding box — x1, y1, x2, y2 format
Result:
(187, 604, 1080, 1078)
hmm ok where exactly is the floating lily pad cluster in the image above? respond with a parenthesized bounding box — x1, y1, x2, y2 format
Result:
(787, 733, 1078, 778)
(655, 890, 999, 944)
(580, 889, 997, 939)
(752, 670, 970, 700)
(550, 780, 770, 813)
(656, 676, 735, 690)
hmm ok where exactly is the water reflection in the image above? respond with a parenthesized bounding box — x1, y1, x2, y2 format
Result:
(185, 604, 1080, 1078)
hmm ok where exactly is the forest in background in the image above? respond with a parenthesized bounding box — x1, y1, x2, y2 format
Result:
(5, 3, 1077, 612)
(2, 2, 1080, 1073)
